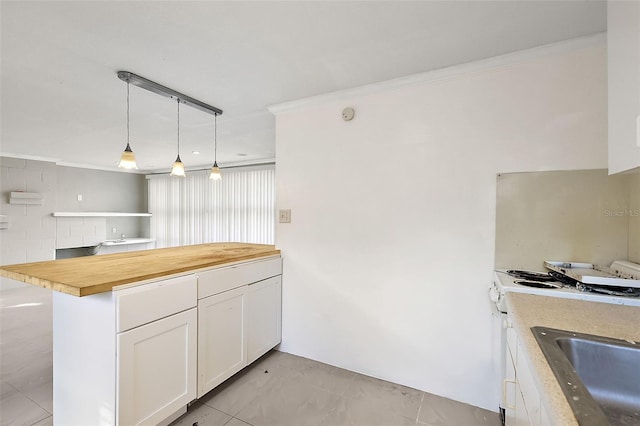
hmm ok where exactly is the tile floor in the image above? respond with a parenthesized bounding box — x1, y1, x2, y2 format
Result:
(1, 285, 501, 426)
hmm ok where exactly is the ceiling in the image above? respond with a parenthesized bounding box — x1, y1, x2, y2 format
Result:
(0, 1, 606, 173)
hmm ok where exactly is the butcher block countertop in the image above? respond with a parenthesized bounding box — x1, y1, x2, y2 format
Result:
(0, 243, 280, 297)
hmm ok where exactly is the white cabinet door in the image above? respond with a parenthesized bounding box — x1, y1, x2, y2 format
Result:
(247, 276, 282, 364)
(608, 0, 640, 174)
(198, 285, 248, 397)
(505, 318, 533, 426)
(117, 308, 197, 426)
(504, 343, 517, 426)
(540, 402, 552, 426)
(517, 340, 541, 426)
(514, 387, 529, 426)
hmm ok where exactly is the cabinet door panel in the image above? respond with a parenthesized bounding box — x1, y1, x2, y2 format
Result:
(247, 276, 282, 363)
(540, 402, 552, 426)
(514, 387, 529, 426)
(517, 340, 541, 426)
(504, 344, 517, 426)
(198, 285, 248, 397)
(117, 308, 197, 426)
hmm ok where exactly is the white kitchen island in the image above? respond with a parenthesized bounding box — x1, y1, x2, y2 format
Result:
(0, 243, 282, 426)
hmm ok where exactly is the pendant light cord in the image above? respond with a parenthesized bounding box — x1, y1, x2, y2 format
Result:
(126, 82, 130, 145)
(177, 98, 180, 156)
(214, 113, 217, 163)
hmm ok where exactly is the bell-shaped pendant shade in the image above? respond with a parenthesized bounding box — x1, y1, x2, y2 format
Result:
(170, 99, 186, 177)
(209, 114, 222, 181)
(209, 161, 222, 181)
(170, 155, 186, 177)
(118, 142, 138, 170)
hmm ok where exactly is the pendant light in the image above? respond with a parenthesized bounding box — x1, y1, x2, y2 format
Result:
(118, 82, 138, 169)
(115, 72, 224, 171)
(209, 113, 222, 181)
(170, 99, 186, 177)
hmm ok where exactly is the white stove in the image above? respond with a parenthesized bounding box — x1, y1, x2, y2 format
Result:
(489, 260, 640, 417)
(489, 270, 640, 313)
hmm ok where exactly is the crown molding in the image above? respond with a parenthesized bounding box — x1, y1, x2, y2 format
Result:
(268, 32, 606, 115)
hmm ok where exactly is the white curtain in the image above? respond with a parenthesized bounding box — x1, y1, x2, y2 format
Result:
(147, 165, 275, 248)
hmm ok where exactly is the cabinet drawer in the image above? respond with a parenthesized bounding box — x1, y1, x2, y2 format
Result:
(116, 274, 197, 333)
(197, 257, 282, 299)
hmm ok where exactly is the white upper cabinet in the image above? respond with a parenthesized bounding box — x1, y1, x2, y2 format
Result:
(608, 0, 640, 174)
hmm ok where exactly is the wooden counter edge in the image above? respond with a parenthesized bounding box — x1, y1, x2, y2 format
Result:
(1, 248, 281, 297)
(0, 269, 82, 297)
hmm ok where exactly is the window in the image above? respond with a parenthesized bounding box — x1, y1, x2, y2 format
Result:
(147, 165, 275, 248)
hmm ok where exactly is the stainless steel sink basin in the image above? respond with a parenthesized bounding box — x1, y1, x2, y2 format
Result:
(532, 326, 640, 426)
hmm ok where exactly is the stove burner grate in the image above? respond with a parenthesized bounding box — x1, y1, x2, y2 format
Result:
(548, 271, 578, 286)
(576, 283, 640, 297)
(514, 280, 562, 289)
(506, 270, 556, 282)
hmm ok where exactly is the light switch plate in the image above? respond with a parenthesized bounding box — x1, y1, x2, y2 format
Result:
(279, 209, 291, 223)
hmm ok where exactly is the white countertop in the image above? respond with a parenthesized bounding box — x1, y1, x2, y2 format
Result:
(505, 293, 640, 425)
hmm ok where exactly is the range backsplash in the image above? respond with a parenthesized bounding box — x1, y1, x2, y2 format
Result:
(495, 169, 639, 271)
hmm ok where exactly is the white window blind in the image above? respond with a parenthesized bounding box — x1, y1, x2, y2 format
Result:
(147, 165, 275, 248)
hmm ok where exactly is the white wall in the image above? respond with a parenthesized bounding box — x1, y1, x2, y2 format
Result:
(629, 174, 640, 263)
(272, 39, 607, 410)
(0, 157, 57, 290)
(0, 157, 147, 290)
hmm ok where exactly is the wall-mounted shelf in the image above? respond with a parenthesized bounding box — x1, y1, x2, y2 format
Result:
(52, 212, 152, 217)
(10, 192, 43, 205)
(101, 238, 155, 246)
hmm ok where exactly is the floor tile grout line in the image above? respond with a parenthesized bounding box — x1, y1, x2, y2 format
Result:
(3, 374, 53, 416)
(29, 414, 52, 426)
(21, 387, 52, 416)
(0, 379, 19, 393)
(232, 416, 254, 426)
(415, 391, 425, 424)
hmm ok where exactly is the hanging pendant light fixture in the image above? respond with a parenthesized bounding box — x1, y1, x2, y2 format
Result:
(118, 82, 138, 169)
(116, 72, 224, 171)
(209, 113, 222, 181)
(170, 99, 186, 177)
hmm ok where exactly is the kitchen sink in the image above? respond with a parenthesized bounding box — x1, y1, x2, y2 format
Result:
(531, 326, 640, 426)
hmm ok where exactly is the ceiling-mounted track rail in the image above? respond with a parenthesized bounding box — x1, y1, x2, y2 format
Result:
(117, 71, 223, 116)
